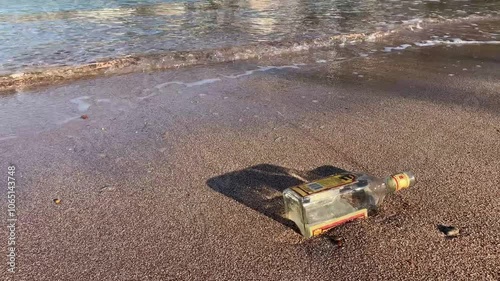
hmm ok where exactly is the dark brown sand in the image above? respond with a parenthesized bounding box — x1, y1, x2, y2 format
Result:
(1, 43, 499, 280)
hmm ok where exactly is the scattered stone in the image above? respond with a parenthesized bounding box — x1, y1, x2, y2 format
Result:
(329, 236, 344, 248)
(53, 199, 61, 204)
(446, 227, 460, 237)
(438, 224, 460, 237)
(81, 114, 89, 120)
(99, 185, 116, 193)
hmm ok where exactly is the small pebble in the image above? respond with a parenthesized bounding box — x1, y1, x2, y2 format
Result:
(445, 227, 460, 237)
(448, 74, 455, 77)
(330, 236, 344, 248)
(99, 185, 116, 193)
(53, 199, 61, 204)
(438, 224, 460, 237)
(81, 114, 89, 120)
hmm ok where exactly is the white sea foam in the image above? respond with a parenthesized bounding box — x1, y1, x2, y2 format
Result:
(70, 96, 91, 112)
(0, 135, 17, 141)
(185, 78, 222, 87)
(384, 38, 500, 53)
(137, 91, 158, 100)
(56, 116, 81, 125)
(154, 78, 221, 89)
(142, 64, 303, 100)
(414, 38, 500, 46)
(223, 65, 300, 79)
(384, 44, 412, 52)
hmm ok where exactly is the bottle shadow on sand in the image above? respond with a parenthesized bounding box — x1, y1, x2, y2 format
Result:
(206, 164, 348, 233)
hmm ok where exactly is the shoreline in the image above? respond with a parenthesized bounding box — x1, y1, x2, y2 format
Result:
(0, 32, 379, 92)
(2, 15, 498, 94)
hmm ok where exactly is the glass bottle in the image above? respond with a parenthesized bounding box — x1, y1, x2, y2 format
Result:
(283, 171, 415, 238)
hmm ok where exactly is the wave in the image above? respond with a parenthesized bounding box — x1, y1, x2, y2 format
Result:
(1, 14, 498, 92)
(0, 32, 387, 92)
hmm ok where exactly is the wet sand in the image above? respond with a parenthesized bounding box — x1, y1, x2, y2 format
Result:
(1, 42, 499, 280)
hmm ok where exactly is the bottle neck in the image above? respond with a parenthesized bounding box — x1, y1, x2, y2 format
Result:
(385, 172, 415, 193)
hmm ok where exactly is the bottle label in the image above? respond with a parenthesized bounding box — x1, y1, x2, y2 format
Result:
(391, 173, 411, 191)
(309, 209, 368, 237)
(291, 173, 357, 197)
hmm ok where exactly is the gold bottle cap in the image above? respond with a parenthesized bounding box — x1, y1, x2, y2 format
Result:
(386, 171, 416, 192)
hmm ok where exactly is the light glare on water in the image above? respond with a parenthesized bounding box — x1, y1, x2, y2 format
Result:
(0, 0, 499, 74)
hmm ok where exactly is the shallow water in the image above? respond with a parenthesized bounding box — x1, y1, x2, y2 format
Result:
(1, 0, 499, 75)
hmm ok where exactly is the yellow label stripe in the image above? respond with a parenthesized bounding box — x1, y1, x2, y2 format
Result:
(291, 186, 309, 197)
(310, 209, 368, 236)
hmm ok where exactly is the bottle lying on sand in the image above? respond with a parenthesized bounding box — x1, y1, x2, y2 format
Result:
(283, 171, 415, 238)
